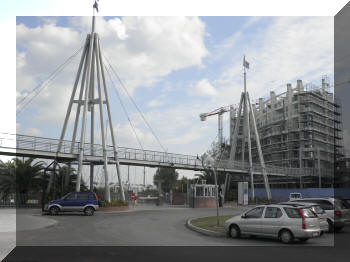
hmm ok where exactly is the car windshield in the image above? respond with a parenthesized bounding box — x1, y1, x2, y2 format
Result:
(61, 193, 70, 199)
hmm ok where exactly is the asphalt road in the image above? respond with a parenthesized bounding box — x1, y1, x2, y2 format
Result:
(16, 206, 335, 246)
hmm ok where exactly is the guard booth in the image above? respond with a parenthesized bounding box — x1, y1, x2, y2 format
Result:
(189, 180, 217, 208)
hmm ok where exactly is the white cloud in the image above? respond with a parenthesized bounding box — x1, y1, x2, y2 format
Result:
(113, 123, 155, 149)
(23, 127, 42, 136)
(69, 16, 208, 93)
(189, 78, 218, 97)
(16, 16, 208, 128)
(147, 95, 166, 108)
(209, 17, 334, 107)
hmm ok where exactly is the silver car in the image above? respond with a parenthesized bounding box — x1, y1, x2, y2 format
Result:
(291, 198, 350, 232)
(279, 202, 328, 233)
(225, 204, 322, 244)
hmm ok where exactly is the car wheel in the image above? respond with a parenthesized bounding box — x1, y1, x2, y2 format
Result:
(299, 238, 309, 243)
(229, 225, 240, 239)
(327, 220, 334, 232)
(84, 206, 95, 216)
(49, 206, 59, 216)
(279, 229, 294, 244)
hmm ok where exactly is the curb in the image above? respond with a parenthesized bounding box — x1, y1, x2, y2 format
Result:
(186, 218, 226, 238)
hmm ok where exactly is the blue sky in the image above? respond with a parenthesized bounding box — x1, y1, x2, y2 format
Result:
(13, 15, 334, 185)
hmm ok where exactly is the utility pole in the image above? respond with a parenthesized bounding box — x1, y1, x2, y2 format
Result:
(143, 166, 146, 186)
(201, 154, 220, 226)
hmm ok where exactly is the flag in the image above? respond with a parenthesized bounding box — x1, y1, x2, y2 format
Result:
(243, 56, 250, 69)
(93, 0, 99, 12)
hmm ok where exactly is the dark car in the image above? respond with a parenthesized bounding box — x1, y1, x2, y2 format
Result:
(46, 192, 99, 216)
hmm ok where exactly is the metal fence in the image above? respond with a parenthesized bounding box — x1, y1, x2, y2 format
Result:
(0, 193, 41, 208)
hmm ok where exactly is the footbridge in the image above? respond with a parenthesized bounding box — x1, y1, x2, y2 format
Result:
(0, 133, 328, 178)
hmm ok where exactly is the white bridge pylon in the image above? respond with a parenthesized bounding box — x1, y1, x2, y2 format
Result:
(227, 56, 272, 200)
(52, 14, 124, 202)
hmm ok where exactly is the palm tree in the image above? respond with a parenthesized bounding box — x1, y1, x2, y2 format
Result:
(0, 158, 45, 199)
(52, 165, 88, 197)
(0, 159, 16, 199)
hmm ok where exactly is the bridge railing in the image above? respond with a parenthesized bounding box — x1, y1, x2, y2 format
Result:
(0, 133, 333, 177)
(11, 133, 203, 167)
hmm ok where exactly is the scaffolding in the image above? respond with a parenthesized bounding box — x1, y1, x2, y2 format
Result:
(229, 76, 344, 188)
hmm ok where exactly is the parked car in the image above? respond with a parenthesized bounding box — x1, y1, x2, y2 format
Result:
(279, 202, 328, 233)
(225, 204, 322, 244)
(291, 197, 350, 232)
(46, 192, 99, 216)
(289, 193, 302, 201)
(338, 198, 350, 209)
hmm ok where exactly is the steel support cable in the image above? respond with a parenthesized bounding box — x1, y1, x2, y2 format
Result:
(16, 44, 84, 116)
(17, 44, 84, 108)
(102, 55, 167, 154)
(103, 64, 144, 151)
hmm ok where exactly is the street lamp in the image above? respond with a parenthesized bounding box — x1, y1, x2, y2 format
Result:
(201, 153, 220, 226)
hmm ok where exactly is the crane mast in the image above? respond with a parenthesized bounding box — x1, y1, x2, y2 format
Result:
(200, 107, 230, 147)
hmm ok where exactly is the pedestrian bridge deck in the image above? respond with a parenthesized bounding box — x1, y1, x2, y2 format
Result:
(0, 133, 329, 178)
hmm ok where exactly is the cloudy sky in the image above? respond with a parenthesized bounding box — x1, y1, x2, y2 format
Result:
(1, 0, 346, 186)
(14, 15, 336, 184)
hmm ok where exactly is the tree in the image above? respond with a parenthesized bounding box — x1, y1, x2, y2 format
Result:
(0, 158, 46, 205)
(0, 159, 16, 199)
(153, 167, 179, 193)
(172, 176, 190, 193)
(0, 158, 45, 196)
(200, 141, 231, 185)
(50, 165, 88, 197)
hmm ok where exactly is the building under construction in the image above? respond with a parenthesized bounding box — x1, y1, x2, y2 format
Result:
(229, 77, 344, 188)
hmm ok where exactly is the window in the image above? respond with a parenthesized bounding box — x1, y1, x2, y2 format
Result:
(334, 199, 346, 210)
(196, 187, 203, 197)
(316, 200, 334, 210)
(65, 193, 77, 201)
(245, 207, 265, 218)
(78, 193, 89, 200)
(311, 205, 325, 214)
(283, 207, 302, 218)
(264, 207, 283, 218)
(296, 200, 333, 211)
(88, 193, 96, 200)
(302, 208, 317, 218)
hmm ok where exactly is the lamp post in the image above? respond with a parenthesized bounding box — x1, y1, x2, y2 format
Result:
(201, 154, 220, 226)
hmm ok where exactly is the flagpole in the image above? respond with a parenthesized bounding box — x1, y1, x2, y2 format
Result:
(92, 3, 96, 33)
(243, 56, 247, 94)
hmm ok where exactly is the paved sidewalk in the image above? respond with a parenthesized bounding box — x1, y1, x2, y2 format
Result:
(0, 209, 16, 261)
(0, 208, 58, 261)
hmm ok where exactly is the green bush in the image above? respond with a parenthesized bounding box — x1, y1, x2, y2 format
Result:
(99, 200, 128, 207)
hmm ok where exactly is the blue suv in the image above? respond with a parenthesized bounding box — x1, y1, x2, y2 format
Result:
(47, 192, 99, 216)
